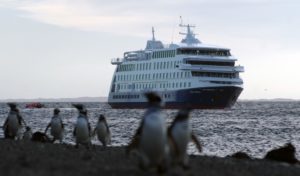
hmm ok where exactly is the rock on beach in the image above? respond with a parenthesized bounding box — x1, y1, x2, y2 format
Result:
(0, 139, 300, 176)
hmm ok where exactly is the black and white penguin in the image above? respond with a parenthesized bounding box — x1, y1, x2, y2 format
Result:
(168, 109, 202, 169)
(93, 114, 111, 147)
(3, 103, 27, 140)
(127, 92, 168, 172)
(44, 108, 64, 143)
(73, 104, 92, 148)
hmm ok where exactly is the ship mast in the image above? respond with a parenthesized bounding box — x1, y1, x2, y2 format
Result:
(152, 27, 155, 41)
(179, 17, 201, 45)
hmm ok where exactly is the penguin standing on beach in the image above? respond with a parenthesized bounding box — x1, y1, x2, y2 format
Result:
(168, 109, 202, 169)
(73, 104, 92, 148)
(44, 108, 64, 143)
(3, 103, 27, 140)
(127, 92, 168, 172)
(93, 114, 111, 147)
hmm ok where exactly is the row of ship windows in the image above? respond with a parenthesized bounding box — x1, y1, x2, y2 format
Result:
(112, 93, 172, 99)
(112, 94, 140, 99)
(117, 61, 183, 72)
(191, 72, 238, 78)
(177, 48, 231, 56)
(152, 50, 176, 59)
(116, 82, 192, 90)
(116, 72, 191, 81)
(116, 72, 238, 82)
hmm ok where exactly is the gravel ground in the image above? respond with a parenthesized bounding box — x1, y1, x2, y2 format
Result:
(0, 139, 300, 176)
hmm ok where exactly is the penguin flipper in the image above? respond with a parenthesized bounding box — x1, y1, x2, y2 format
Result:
(191, 132, 202, 153)
(44, 123, 51, 133)
(88, 122, 92, 137)
(73, 127, 77, 136)
(60, 119, 64, 129)
(17, 114, 26, 126)
(126, 135, 140, 155)
(126, 118, 145, 155)
(168, 127, 180, 157)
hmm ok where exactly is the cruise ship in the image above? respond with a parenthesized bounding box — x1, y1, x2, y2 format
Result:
(108, 23, 244, 109)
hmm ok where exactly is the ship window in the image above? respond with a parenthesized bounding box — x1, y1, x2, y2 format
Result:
(184, 82, 186, 87)
(177, 48, 231, 56)
(187, 60, 234, 66)
(188, 82, 191, 87)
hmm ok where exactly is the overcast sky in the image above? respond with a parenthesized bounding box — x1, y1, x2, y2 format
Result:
(0, 0, 299, 99)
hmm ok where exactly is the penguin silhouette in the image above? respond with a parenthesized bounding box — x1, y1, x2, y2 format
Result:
(3, 103, 27, 140)
(73, 104, 92, 148)
(127, 92, 168, 173)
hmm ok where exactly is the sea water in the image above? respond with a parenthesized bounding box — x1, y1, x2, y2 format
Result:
(0, 101, 300, 159)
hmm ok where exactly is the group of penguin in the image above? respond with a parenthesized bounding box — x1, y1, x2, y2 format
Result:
(3, 103, 111, 147)
(2, 92, 202, 173)
(126, 92, 202, 172)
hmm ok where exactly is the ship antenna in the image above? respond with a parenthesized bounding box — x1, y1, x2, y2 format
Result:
(152, 27, 155, 41)
(179, 16, 183, 26)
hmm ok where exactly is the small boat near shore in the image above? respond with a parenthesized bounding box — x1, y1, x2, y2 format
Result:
(25, 102, 44, 109)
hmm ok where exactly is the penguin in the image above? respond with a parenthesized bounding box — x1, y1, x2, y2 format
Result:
(168, 109, 202, 169)
(93, 114, 111, 147)
(127, 92, 168, 172)
(23, 126, 33, 141)
(44, 108, 64, 143)
(3, 103, 27, 140)
(73, 104, 92, 148)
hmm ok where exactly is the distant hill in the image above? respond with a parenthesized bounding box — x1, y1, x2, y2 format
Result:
(0, 97, 107, 102)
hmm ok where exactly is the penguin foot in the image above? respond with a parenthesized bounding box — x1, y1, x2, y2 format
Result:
(157, 164, 168, 175)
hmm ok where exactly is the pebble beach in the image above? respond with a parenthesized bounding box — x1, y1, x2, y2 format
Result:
(1, 139, 300, 176)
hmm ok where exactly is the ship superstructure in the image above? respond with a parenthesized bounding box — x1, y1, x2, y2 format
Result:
(108, 23, 244, 109)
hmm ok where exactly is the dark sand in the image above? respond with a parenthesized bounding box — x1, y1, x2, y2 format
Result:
(1, 140, 300, 176)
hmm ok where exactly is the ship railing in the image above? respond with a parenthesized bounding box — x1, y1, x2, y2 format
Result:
(184, 56, 237, 61)
(179, 64, 244, 73)
(111, 58, 123, 65)
(124, 50, 151, 61)
(198, 76, 243, 83)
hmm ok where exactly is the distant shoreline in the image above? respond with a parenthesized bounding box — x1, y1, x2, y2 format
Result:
(0, 97, 107, 102)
